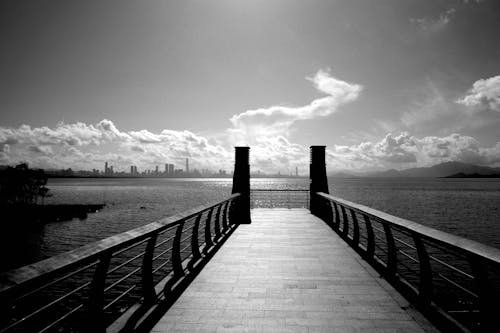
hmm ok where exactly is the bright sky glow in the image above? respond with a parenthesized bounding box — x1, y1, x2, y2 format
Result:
(1, 0, 500, 173)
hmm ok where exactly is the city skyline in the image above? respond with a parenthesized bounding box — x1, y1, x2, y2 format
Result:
(42, 157, 308, 178)
(1, 1, 500, 173)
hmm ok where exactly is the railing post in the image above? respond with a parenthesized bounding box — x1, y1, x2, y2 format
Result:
(188, 214, 203, 270)
(203, 207, 214, 254)
(412, 235, 432, 306)
(141, 234, 158, 304)
(469, 255, 496, 331)
(333, 202, 340, 230)
(383, 223, 397, 279)
(229, 198, 236, 225)
(171, 221, 185, 280)
(214, 204, 222, 241)
(350, 209, 360, 247)
(340, 205, 349, 239)
(232, 147, 251, 224)
(87, 253, 111, 332)
(222, 201, 229, 232)
(309, 146, 330, 219)
(363, 214, 375, 259)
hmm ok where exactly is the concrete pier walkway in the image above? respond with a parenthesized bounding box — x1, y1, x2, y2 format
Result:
(152, 209, 438, 333)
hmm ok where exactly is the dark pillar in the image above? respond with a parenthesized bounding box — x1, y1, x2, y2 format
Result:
(310, 146, 330, 217)
(231, 147, 251, 224)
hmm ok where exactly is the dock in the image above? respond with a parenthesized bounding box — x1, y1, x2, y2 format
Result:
(1, 146, 499, 333)
(152, 209, 436, 332)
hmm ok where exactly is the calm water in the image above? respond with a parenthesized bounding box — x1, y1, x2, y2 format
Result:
(2, 177, 499, 271)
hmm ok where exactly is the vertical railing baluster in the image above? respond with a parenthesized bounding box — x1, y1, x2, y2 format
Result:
(188, 214, 203, 270)
(350, 209, 360, 247)
(412, 235, 432, 305)
(163, 221, 186, 293)
(141, 234, 158, 304)
(203, 207, 214, 254)
(229, 198, 237, 226)
(469, 255, 495, 331)
(87, 253, 111, 332)
(382, 223, 397, 279)
(363, 214, 375, 259)
(320, 199, 330, 225)
(340, 205, 349, 239)
(221, 201, 229, 232)
(171, 221, 185, 280)
(333, 202, 340, 230)
(214, 204, 222, 241)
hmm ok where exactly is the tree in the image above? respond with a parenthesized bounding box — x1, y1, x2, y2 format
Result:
(0, 163, 50, 206)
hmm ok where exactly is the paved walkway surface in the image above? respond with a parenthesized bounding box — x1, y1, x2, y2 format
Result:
(152, 209, 438, 333)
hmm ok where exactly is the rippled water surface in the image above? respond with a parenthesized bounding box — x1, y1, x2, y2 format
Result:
(3, 177, 499, 271)
(328, 177, 500, 248)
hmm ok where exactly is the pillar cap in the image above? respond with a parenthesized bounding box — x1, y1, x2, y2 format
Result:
(310, 145, 326, 148)
(234, 146, 250, 149)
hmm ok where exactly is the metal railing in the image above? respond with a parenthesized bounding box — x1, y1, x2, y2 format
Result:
(313, 192, 500, 332)
(0, 193, 242, 333)
(250, 189, 309, 209)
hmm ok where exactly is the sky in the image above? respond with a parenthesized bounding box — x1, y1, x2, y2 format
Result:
(1, 0, 500, 174)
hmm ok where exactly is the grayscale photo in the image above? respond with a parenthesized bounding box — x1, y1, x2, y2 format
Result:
(1, 1, 499, 332)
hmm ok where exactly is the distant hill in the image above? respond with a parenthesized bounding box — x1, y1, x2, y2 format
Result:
(445, 172, 500, 178)
(361, 161, 500, 178)
(329, 171, 358, 178)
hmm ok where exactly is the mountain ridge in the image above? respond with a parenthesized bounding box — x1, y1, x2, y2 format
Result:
(328, 161, 500, 178)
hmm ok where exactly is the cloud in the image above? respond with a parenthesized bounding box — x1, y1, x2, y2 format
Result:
(410, 8, 456, 32)
(328, 132, 418, 170)
(249, 136, 309, 174)
(0, 120, 232, 172)
(457, 75, 500, 112)
(28, 145, 53, 155)
(1, 118, 500, 173)
(229, 69, 362, 142)
(328, 132, 500, 170)
(400, 81, 452, 130)
(2, 68, 500, 174)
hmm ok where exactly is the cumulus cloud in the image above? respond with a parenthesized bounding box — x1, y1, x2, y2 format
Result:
(229, 69, 362, 142)
(328, 132, 500, 171)
(1, 118, 499, 173)
(457, 75, 500, 112)
(2, 68, 500, 174)
(0, 120, 231, 172)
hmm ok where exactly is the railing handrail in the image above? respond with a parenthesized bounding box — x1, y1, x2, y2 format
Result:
(0, 193, 241, 296)
(316, 192, 500, 265)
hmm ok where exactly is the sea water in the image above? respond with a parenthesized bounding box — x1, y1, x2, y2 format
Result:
(2, 177, 499, 271)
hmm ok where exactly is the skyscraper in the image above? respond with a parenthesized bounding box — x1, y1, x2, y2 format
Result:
(186, 158, 189, 173)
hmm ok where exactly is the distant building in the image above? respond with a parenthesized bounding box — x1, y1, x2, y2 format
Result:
(186, 158, 189, 173)
(129, 165, 139, 175)
(168, 163, 174, 174)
